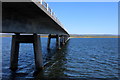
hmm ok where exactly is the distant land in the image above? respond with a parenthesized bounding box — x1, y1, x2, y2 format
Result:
(0, 33, 119, 38)
(70, 34, 119, 38)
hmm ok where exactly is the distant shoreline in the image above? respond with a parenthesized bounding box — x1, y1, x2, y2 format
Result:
(70, 35, 119, 38)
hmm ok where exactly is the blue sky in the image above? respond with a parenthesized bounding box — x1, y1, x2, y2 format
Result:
(47, 2, 118, 35)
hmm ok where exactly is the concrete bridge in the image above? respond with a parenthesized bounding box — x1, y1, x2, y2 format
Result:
(2, 0, 70, 71)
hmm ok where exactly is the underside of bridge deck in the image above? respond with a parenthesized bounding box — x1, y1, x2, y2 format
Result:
(2, 2, 69, 35)
(2, 1, 70, 72)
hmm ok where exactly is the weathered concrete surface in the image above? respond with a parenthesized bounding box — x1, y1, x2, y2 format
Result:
(2, 1, 69, 35)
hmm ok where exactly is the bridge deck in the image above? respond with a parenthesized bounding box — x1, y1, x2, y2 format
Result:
(2, 0, 70, 71)
(2, 0, 69, 35)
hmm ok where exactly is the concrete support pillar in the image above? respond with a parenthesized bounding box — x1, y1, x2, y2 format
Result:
(33, 34, 43, 71)
(64, 36, 66, 43)
(60, 36, 65, 45)
(60, 36, 63, 45)
(10, 34, 20, 71)
(47, 34, 65, 50)
(56, 35, 61, 50)
(62, 36, 65, 45)
(64, 36, 66, 44)
(60, 37, 62, 43)
(47, 34, 51, 50)
(10, 33, 43, 71)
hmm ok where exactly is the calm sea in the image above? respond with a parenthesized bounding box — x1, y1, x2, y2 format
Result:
(1, 37, 120, 79)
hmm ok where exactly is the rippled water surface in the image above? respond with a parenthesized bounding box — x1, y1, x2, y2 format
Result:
(1, 37, 119, 79)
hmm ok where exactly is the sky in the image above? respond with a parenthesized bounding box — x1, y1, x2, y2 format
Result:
(45, 0, 119, 2)
(46, 2, 118, 35)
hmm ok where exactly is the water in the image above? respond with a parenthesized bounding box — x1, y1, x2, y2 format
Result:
(1, 37, 120, 79)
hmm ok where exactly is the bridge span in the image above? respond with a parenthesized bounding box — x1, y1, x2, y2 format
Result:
(2, 0, 70, 71)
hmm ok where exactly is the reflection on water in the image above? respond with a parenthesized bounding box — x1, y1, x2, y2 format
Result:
(1, 37, 119, 79)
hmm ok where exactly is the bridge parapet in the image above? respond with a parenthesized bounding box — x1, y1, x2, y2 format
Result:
(33, 0, 68, 33)
(34, 0, 62, 27)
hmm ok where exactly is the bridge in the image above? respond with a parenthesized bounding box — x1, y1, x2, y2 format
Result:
(2, 0, 70, 71)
